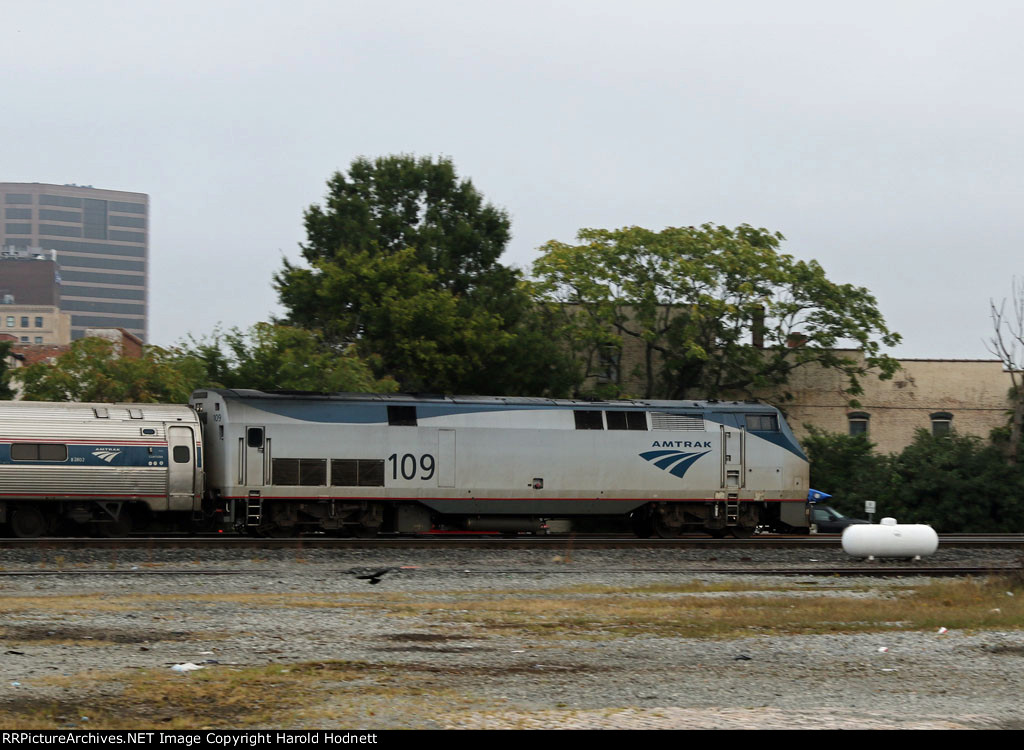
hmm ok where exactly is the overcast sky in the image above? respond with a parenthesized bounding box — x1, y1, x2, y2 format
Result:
(3, 1, 1021, 359)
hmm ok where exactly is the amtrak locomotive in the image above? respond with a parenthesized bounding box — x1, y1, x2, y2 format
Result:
(0, 390, 810, 537)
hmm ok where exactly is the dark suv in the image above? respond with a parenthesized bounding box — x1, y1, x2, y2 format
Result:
(810, 505, 870, 533)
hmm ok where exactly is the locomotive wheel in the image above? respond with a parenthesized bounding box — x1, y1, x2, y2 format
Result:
(729, 525, 755, 539)
(651, 518, 684, 539)
(630, 510, 654, 538)
(10, 506, 47, 539)
(706, 528, 728, 539)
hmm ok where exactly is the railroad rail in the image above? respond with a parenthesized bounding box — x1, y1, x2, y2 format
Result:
(0, 564, 1018, 578)
(0, 533, 1021, 550)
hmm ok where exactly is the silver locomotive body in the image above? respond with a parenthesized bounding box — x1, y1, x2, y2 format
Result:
(0, 401, 202, 536)
(192, 389, 809, 537)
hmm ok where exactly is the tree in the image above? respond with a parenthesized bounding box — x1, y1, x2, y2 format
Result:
(15, 338, 207, 403)
(886, 429, 1024, 532)
(801, 426, 1024, 532)
(182, 323, 398, 393)
(800, 426, 891, 518)
(987, 279, 1024, 465)
(274, 155, 575, 395)
(532, 224, 901, 400)
(0, 340, 15, 400)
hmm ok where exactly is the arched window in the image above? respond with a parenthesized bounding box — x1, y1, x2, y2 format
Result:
(930, 412, 953, 436)
(847, 412, 870, 436)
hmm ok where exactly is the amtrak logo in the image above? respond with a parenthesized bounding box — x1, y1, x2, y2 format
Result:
(640, 449, 710, 478)
(91, 449, 122, 463)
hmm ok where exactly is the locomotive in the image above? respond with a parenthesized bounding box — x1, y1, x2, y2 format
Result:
(0, 390, 810, 537)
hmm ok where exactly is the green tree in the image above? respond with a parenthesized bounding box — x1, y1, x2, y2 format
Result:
(800, 426, 891, 517)
(183, 323, 398, 393)
(988, 279, 1024, 464)
(532, 224, 901, 400)
(0, 340, 15, 400)
(15, 338, 207, 403)
(887, 429, 1024, 532)
(801, 426, 1024, 532)
(275, 154, 575, 395)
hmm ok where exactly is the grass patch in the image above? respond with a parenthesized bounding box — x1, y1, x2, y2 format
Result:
(377, 575, 1024, 639)
(0, 661, 474, 730)
(3, 576, 1021, 641)
(0, 591, 410, 616)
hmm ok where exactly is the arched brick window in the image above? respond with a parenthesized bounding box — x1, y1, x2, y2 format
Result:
(848, 412, 870, 436)
(930, 412, 953, 436)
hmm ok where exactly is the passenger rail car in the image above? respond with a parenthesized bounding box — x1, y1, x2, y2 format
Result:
(0, 401, 202, 537)
(192, 389, 810, 537)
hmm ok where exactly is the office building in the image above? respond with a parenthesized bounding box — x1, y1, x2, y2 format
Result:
(0, 183, 148, 341)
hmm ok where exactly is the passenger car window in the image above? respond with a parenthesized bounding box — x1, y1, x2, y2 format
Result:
(11, 443, 68, 461)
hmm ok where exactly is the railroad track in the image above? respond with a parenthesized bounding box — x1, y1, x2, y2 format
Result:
(0, 564, 1018, 578)
(0, 533, 1021, 549)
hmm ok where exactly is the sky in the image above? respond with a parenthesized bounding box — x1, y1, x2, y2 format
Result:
(2, 0, 1022, 359)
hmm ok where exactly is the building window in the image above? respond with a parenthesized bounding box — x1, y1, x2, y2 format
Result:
(596, 345, 620, 385)
(20, 336, 28, 343)
(930, 412, 953, 436)
(848, 412, 870, 436)
(34, 337, 42, 344)
(34, 317, 43, 327)
(20, 316, 28, 327)
(5, 316, 13, 328)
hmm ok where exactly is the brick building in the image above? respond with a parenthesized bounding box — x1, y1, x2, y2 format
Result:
(577, 307, 1014, 453)
(756, 352, 1013, 454)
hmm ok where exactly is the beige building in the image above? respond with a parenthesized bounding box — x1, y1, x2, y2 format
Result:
(0, 303, 71, 345)
(579, 312, 1014, 453)
(764, 352, 1014, 454)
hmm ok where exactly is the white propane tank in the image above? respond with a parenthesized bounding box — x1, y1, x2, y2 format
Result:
(841, 517, 939, 559)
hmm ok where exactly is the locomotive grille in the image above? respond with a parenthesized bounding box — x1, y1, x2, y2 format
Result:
(650, 412, 705, 431)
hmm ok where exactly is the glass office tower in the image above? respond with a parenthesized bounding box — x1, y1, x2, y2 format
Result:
(0, 182, 148, 341)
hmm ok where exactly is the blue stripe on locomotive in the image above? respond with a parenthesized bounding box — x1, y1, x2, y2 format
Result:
(0, 444, 170, 467)
(239, 399, 807, 460)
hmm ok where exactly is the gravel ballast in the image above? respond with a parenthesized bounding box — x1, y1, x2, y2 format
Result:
(1, 545, 1022, 730)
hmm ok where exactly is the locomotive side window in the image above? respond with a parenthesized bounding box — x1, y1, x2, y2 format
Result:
(11, 443, 68, 461)
(246, 428, 264, 448)
(173, 446, 191, 463)
(745, 414, 779, 432)
(574, 410, 604, 430)
(331, 459, 385, 487)
(387, 406, 418, 426)
(605, 411, 648, 430)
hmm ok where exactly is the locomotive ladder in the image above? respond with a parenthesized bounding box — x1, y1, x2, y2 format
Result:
(725, 499, 740, 525)
(246, 498, 263, 527)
